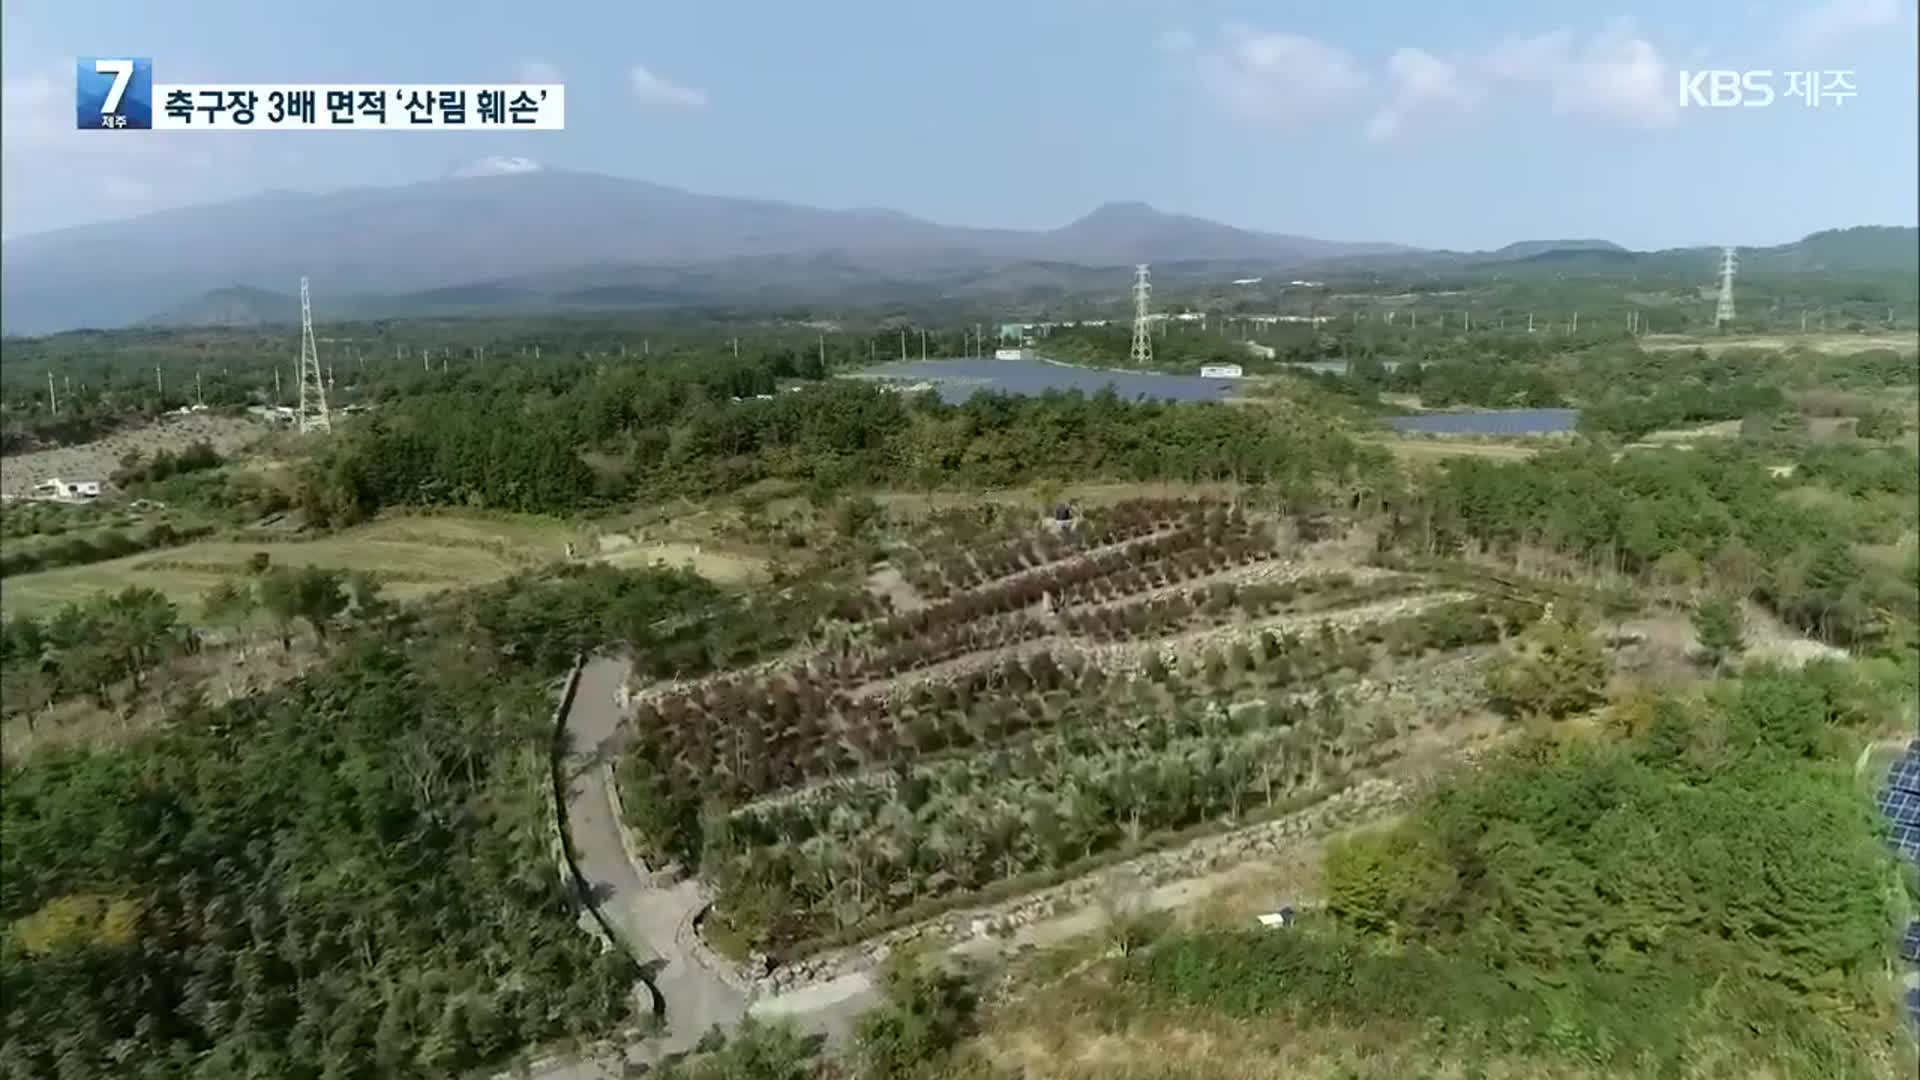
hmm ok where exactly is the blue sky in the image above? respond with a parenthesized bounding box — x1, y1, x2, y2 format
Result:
(3, 0, 1914, 248)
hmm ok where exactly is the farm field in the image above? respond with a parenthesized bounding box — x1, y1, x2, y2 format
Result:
(0, 511, 586, 618)
(612, 496, 1543, 966)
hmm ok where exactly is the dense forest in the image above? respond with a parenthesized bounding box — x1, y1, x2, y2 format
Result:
(1121, 661, 1917, 1078)
(1386, 443, 1919, 648)
(0, 564, 831, 1078)
(293, 356, 1380, 524)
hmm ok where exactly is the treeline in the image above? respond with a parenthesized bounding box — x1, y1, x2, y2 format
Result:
(1034, 325, 1252, 372)
(1362, 356, 1564, 409)
(297, 357, 1381, 525)
(110, 439, 224, 487)
(1388, 443, 1918, 648)
(0, 587, 191, 721)
(0, 562, 812, 1078)
(0, 521, 214, 578)
(1130, 662, 1914, 1076)
(0, 564, 383, 724)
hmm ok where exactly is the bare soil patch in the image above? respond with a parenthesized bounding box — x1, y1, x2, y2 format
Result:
(0, 414, 267, 497)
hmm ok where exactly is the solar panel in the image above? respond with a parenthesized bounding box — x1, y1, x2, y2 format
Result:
(1901, 921, 1920, 964)
(1886, 744, 1920, 796)
(1891, 823, 1920, 862)
(1877, 788, 1920, 827)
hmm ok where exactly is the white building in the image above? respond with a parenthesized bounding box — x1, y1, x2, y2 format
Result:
(1199, 363, 1244, 379)
(32, 478, 102, 501)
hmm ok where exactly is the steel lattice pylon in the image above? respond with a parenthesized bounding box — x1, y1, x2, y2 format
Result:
(1130, 264, 1153, 366)
(1714, 247, 1737, 327)
(297, 277, 331, 433)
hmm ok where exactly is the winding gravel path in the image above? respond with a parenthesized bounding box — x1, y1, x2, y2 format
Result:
(565, 658, 748, 1050)
(529, 657, 874, 1078)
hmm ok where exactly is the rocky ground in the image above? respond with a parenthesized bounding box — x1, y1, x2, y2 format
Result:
(0, 414, 268, 498)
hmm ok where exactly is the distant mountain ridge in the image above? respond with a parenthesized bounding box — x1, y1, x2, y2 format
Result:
(144, 285, 297, 327)
(1487, 239, 1628, 260)
(1, 165, 1912, 333)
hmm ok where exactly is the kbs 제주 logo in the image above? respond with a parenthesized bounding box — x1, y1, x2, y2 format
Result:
(76, 57, 153, 129)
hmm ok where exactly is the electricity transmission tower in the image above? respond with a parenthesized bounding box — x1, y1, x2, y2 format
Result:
(1714, 247, 1737, 327)
(296, 277, 332, 433)
(1130, 264, 1153, 366)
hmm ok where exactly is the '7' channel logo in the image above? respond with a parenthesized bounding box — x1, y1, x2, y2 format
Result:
(1679, 69, 1857, 108)
(76, 57, 153, 129)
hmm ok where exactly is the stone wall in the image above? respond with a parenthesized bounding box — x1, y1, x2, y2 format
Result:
(754, 776, 1407, 994)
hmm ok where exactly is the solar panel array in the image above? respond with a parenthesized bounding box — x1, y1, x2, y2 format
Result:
(1877, 742, 1920, 863)
(1876, 743, 1919, 1039)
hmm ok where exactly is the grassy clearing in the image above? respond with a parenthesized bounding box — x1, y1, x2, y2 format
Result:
(1360, 436, 1540, 463)
(1633, 419, 1743, 444)
(0, 511, 578, 619)
(599, 541, 771, 584)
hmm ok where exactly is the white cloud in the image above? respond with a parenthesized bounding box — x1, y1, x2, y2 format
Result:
(3, 62, 255, 234)
(100, 175, 156, 203)
(1510, 24, 1675, 127)
(1782, 0, 1898, 61)
(629, 65, 708, 109)
(1180, 22, 1677, 139)
(1364, 23, 1677, 141)
(1194, 27, 1370, 124)
(517, 60, 563, 85)
(1367, 48, 1478, 142)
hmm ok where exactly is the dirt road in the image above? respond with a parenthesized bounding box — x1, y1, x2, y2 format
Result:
(562, 658, 749, 1054)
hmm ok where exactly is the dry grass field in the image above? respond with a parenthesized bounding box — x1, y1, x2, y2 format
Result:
(1639, 331, 1919, 356)
(0, 512, 583, 618)
(1359, 435, 1540, 463)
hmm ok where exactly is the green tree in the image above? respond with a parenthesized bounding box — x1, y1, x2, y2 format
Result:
(1691, 593, 1746, 669)
(201, 581, 259, 655)
(1324, 820, 1459, 941)
(854, 953, 977, 1080)
(259, 566, 350, 648)
(651, 1018, 817, 1080)
(1484, 610, 1608, 721)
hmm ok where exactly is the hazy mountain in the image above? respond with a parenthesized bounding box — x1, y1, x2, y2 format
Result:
(3, 165, 1909, 335)
(1487, 239, 1629, 260)
(0, 168, 1407, 334)
(1743, 226, 1919, 272)
(1039, 202, 1411, 264)
(143, 285, 297, 327)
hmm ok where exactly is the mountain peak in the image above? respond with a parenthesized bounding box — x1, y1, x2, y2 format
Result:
(445, 155, 545, 179)
(1067, 201, 1166, 228)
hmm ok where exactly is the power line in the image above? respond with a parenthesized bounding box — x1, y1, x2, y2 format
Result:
(296, 277, 332, 433)
(1130, 264, 1153, 366)
(1714, 247, 1737, 327)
